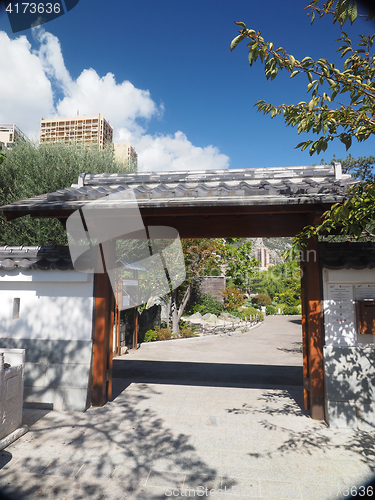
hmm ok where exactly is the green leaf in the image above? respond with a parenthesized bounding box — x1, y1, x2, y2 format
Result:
(341, 47, 352, 57)
(307, 80, 317, 92)
(290, 70, 300, 78)
(340, 134, 352, 150)
(234, 21, 247, 29)
(230, 34, 246, 52)
(348, 1, 357, 23)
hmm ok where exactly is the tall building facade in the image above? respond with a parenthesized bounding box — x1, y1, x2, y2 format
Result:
(113, 142, 138, 170)
(40, 114, 113, 149)
(0, 124, 27, 149)
(257, 247, 273, 269)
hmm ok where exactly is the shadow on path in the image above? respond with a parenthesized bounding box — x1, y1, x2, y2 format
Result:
(1, 383, 235, 500)
(113, 359, 303, 388)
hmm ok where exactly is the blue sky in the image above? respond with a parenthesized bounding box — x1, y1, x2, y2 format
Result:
(0, 0, 374, 171)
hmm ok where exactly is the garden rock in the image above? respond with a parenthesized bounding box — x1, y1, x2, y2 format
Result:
(188, 312, 202, 320)
(202, 314, 219, 324)
(218, 313, 240, 323)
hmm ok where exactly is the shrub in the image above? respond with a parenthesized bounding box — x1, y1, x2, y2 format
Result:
(144, 329, 158, 342)
(228, 307, 264, 322)
(222, 287, 246, 310)
(192, 293, 224, 316)
(144, 327, 172, 342)
(252, 294, 272, 306)
(282, 305, 300, 315)
(243, 307, 264, 322)
(266, 305, 277, 315)
(144, 323, 198, 342)
(180, 327, 198, 338)
(156, 328, 172, 341)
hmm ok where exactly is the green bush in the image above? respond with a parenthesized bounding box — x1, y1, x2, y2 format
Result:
(244, 307, 264, 322)
(158, 328, 172, 341)
(252, 294, 272, 306)
(282, 305, 300, 315)
(266, 305, 277, 315)
(180, 327, 199, 338)
(192, 293, 224, 316)
(228, 307, 264, 322)
(144, 329, 158, 342)
(222, 286, 246, 310)
(144, 323, 198, 342)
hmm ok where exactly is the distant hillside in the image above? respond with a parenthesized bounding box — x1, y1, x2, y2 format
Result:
(262, 237, 293, 254)
(247, 237, 292, 263)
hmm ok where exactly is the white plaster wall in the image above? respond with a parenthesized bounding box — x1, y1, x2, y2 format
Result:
(322, 268, 375, 347)
(322, 267, 375, 428)
(0, 270, 94, 341)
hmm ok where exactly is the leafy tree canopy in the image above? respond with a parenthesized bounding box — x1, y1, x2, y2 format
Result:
(0, 145, 5, 166)
(222, 238, 260, 292)
(322, 153, 375, 180)
(251, 260, 301, 302)
(231, 2, 375, 252)
(230, 0, 375, 156)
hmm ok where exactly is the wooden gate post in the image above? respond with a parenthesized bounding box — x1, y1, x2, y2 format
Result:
(91, 242, 115, 406)
(300, 236, 325, 420)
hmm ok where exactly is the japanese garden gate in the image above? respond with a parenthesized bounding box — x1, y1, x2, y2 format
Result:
(1, 164, 355, 421)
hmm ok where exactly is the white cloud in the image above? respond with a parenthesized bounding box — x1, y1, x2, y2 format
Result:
(32, 28, 72, 92)
(0, 28, 230, 171)
(134, 131, 229, 172)
(56, 69, 159, 136)
(0, 31, 54, 138)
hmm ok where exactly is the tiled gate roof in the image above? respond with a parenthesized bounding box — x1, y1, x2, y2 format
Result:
(0, 165, 356, 216)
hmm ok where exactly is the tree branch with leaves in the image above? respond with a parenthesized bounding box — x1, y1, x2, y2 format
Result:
(231, 1, 375, 252)
(230, 0, 375, 156)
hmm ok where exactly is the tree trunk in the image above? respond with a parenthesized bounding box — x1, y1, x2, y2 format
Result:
(166, 294, 172, 328)
(171, 289, 179, 335)
(178, 283, 192, 322)
(169, 284, 192, 336)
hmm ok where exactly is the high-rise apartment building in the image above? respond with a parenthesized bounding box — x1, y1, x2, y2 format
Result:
(113, 142, 138, 170)
(257, 247, 273, 269)
(40, 114, 113, 149)
(0, 124, 27, 149)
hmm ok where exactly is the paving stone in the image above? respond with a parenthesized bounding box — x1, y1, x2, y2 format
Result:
(260, 480, 301, 498)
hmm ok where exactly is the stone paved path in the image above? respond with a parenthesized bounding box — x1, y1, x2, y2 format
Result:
(0, 316, 374, 499)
